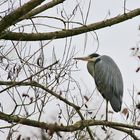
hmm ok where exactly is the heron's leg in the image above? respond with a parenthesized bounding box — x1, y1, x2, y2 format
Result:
(106, 100, 108, 121)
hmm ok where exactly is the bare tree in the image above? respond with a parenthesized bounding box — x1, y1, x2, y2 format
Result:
(0, 0, 140, 139)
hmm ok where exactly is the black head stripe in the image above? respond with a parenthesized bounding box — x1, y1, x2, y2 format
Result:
(89, 53, 100, 58)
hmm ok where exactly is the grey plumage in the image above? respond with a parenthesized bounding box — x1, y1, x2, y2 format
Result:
(87, 55, 123, 112)
(74, 53, 123, 113)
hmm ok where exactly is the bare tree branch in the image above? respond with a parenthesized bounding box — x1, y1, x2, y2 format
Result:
(0, 61, 59, 94)
(0, 80, 95, 139)
(111, 126, 139, 140)
(0, 111, 139, 139)
(1, 8, 140, 41)
(20, 0, 66, 20)
(0, 0, 45, 33)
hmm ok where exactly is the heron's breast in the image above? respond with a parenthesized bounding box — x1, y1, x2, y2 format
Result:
(87, 61, 95, 77)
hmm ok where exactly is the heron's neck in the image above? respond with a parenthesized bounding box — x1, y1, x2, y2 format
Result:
(87, 61, 95, 77)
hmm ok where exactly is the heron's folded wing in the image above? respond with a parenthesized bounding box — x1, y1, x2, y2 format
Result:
(94, 55, 123, 112)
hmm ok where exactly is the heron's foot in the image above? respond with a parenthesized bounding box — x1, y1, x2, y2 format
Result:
(101, 125, 107, 132)
(92, 115, 96, 120)
(105, 117, 108, 122)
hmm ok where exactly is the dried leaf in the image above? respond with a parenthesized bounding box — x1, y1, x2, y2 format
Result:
(88, 111, 92, 114)
(16, 135, 21, 140)
(7, 70, 12, 80)
(108, 110, 113, 114)
(75, 61, 78, 68)
(22, 93, 29, 98)
(85, 104, 88, 108)
(84, 95, 89, 101)
(47, 129, 54, 137)
(137, 121, 140, 125)
(37, 57, 43, 67)
(101, 126, 107, 132)
(5, 64, 9, 70)
(59, 90, 62, 96)
(13, 64, 16, 74)
(122, 108, 129, 115)
(30, 97, 33, 103)
(136, 67, 140, 72)
(130, 47, 135, 50)
(136, 103, 140, 110)
(55, 76, 59, 84)
(126, 112, 129, 119)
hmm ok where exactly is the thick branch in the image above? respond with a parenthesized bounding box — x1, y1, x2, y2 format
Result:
(0, 111, 139, 139)
(0, 0, 45, 33)
(20, 0, 66, 20)
(1, 8, 140, 41)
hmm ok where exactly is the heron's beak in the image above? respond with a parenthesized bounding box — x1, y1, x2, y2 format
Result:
(73, 56, 91, 61)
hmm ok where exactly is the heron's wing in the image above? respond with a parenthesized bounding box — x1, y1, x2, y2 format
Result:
(94, 55, 123, 112)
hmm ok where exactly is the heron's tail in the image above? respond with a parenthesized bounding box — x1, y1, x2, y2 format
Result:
(110, 97, 122, 112)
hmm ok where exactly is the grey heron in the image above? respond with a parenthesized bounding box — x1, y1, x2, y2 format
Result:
(74, 53, 123, 120)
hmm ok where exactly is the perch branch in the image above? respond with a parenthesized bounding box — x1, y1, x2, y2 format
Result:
(0, 111, 139, 139)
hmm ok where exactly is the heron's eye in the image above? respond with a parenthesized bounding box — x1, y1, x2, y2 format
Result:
(95, 58, 101, 65)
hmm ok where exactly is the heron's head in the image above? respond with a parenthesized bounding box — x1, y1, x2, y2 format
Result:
(74, 53, 100, 62)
